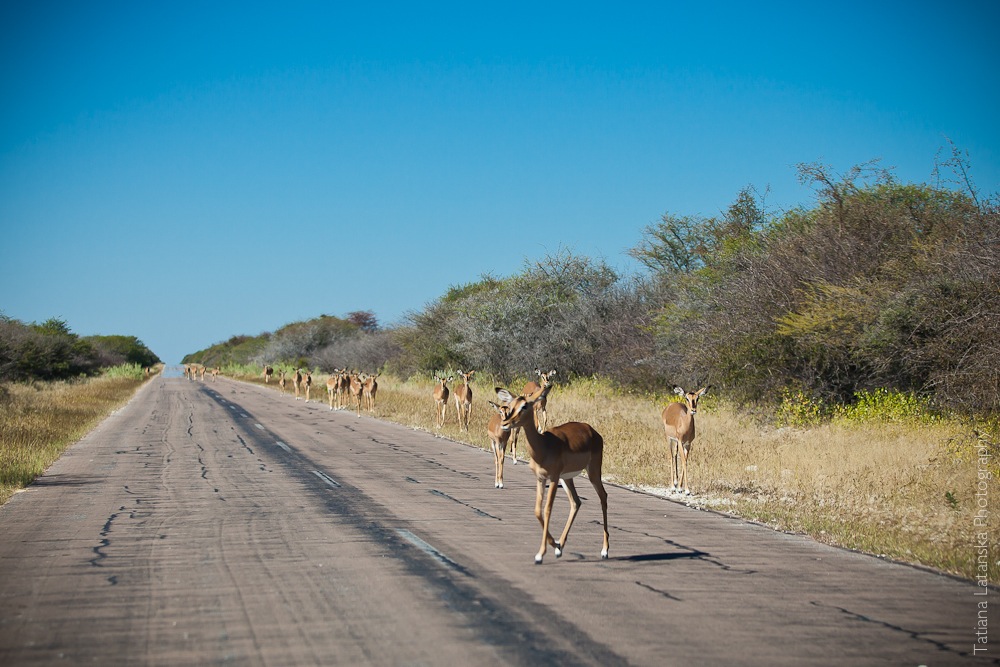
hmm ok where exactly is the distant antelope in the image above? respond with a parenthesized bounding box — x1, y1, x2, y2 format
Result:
(278, 370, 287, 393)
(211, 367, 220, 381)
(363, 373, 380, 413)
(293, 369, 303, 400)
(522, 369, 556, 433)
(454, 370, 475, 431)
(433, 374, 452, 428)
(326, 372, 339, 410)
(662, 385, 709, 495)
(302, 371, 313, 402)
(349, 371, 364, 416)
(336, 369, 351, 410)
(263, 366, 274, 383)
(487, 390, 515, 488)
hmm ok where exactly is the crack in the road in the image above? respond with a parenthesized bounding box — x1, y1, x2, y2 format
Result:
(809, 601, 974, 661)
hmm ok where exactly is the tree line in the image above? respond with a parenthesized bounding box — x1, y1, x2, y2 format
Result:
(186, 157, 998, 417)
(0, 315, 160, 381)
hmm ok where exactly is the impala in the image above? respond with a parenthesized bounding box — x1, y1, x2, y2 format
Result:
(336, 369, 351, 410)
(278, 370, 287, 394)
(263, 365, 274, 383)
(509, 368, 556, 460)
(454, 370, 475, 431)
(211, 367, 220, 381)
(432, 374, 452, 428)
(662, 385, 709, 495)
(497, 384, 609, 564)
(363, 372, 380, 413)
(349, 371, 365, 416)
(522, 369, 557, 433)
(302, 371, 313, 402)
(487, 390, 516, 489)
(293, 369, 303, 400)
(326, 372, 339, 410)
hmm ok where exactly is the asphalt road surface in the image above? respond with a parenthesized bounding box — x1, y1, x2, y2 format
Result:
(0, 375, 991, 666)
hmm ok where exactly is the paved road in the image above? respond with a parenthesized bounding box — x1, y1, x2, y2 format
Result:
(0, 375, 991, 665)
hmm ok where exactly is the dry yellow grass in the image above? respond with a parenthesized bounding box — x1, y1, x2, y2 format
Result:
(0, 373, 154, 504)
(241, 369, 996, 582)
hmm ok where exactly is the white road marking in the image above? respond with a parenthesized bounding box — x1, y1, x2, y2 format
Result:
(254, 423, 265, 431)
(313, 471, 341, 488)
(275, 441, 291, 452)
(395, 529, 462, 571)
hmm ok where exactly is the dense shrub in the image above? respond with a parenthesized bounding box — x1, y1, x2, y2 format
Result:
(636, 160, 999, 414)
(0, 316, 158, 381)
(85, 335, 160, 368)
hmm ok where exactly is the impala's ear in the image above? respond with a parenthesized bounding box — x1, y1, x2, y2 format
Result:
(698, 386, 710, 396)
(495, 388, 514, 403)
(448, 376, 453, 382)
(488, 401, 501, 412)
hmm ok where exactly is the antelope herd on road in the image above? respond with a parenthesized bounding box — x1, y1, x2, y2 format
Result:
(181, 361, 708, 564)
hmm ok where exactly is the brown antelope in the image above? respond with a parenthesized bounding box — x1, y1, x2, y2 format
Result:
(199, 365, 206, 381)
(293, 369, 303, 400)
(454, 370, 475, 431)
(432, 374, 452, 428)
(363, 372, 380, 413)
(336, 369, 351, 410)
(302, 371, 313, 402)
(349, 371, 365, 416)
(278, 370, 287, 394)
(326, 372, 339, 410)
(509, 368, 556, 460)
(211, 367, 220, 381)
(662, 385, 709, 495)
(487, 390, 516, 489)
(263, 365, 274, 383)
(497, 384, 609, 564)
(522, 369, 557, 433)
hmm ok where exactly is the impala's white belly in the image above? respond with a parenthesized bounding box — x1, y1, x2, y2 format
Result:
(560, 469, 583, 481)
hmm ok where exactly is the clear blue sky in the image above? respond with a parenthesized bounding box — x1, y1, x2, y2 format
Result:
(2, 2, 997, 364)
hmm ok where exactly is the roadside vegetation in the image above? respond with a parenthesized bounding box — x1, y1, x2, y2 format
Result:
(0, 363, 159, 505)
(0, 315, 161, 503)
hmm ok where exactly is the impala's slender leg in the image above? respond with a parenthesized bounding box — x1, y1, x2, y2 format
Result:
(669, 438, 679, 490)
(536, 479, 561, 564)
(678, 444, 691, 494)
(589, 456, 610, 558)
(555, 478, 583, 558)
